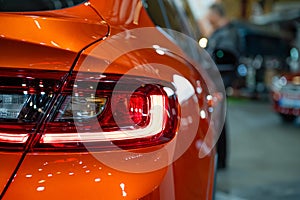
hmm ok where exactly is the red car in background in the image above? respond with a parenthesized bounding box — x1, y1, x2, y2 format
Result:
(272, 73, 300, 122)
(0, 0, 225, 199)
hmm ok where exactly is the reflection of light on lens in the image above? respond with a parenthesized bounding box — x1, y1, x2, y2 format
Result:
(163, 87, 175, 97)
(173, 75, 195, 103)
(198, 38, 208, 48)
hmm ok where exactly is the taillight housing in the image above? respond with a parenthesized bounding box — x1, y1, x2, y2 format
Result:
(0, 68, 64, 151)
(0, 67, 179, 152)
(35, 73, 179, 151)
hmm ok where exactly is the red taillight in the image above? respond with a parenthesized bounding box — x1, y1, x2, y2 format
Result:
(0, 68, 65, 150)
(129, 95, 148, 125)
(0, 133, 29, 143)
(35, 73, 179, 151)
(0, 68, 178, 151)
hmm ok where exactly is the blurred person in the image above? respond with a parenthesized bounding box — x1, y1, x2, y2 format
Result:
(206, 3, 240, 59)
(206, 3, 241, 169)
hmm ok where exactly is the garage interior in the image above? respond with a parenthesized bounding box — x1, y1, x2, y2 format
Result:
(216, 99, 300, 200)
(197, 0, 300, 199)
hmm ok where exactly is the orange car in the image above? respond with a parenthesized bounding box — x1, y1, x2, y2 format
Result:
(0, 0, 224, 199)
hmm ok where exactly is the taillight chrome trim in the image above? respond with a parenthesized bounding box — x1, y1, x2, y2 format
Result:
(40, 95, 165, 143)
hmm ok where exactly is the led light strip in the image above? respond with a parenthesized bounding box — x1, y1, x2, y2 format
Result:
(40, 95, 165, 143)
(0, 133, 29, 143)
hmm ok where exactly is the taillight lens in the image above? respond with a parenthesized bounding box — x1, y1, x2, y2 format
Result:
(35, 73, 179, 151)
(0, 68, 64, 150)
(0, 68, 178, 151)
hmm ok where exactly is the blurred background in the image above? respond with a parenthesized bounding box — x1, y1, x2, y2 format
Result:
(178, 0, 300, 199)
(145, 0, 300, 199)
(192, 0, 300, 98)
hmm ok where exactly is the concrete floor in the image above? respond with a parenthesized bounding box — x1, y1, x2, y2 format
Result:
(216, 98, 300, 200)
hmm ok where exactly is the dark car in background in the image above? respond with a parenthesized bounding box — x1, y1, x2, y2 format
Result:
(220, 21, 292, 97)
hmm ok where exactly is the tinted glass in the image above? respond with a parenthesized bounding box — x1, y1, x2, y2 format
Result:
(143, 0, 201, 40)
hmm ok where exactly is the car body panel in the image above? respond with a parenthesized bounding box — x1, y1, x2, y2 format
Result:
(0, 153, 23, 195)
(0, 2, 109, 71)
(89, 0, 154, 28)
(3, 152, 167, 200)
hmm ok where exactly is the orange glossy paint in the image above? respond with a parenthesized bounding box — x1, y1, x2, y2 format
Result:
(0, 2, 109, 71)
(0, 153, 23, 194)
(89, 0, 155, 28)
(3, 152, 167, 200)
